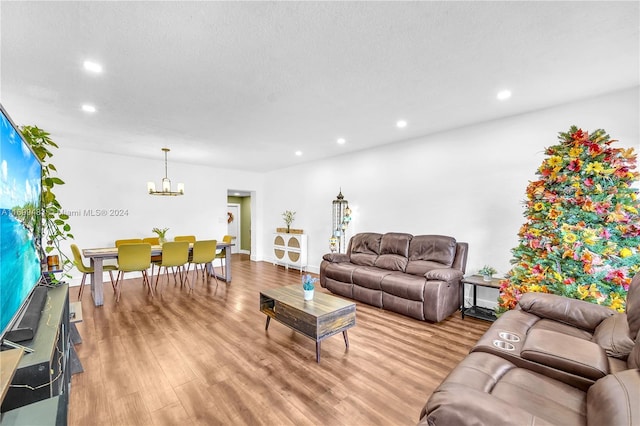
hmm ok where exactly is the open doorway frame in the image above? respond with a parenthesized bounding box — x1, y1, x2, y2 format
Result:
(227, 203, 241, 254)
(227, 190, 254, 257)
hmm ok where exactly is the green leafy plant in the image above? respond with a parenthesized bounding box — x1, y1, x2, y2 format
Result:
(479, 265, 497, 276)
(20, 125, 73, 280)
(152, 227, 169, 238)
(302, 274, 318, 290)
(282, 210, 296, 231)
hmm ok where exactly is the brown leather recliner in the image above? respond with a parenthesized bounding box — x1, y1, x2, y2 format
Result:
(420, 273, 640, 425)
(420, 341, 640, 425)
(320, 232, 468, 322)
(470, 273, 640, 390)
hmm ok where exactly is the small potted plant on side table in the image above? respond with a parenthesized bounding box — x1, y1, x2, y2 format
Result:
(478, 265, 497, 282)
(302, 274, 318, 300)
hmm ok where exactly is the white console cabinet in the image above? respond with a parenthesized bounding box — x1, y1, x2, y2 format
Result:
(273, 233, 307, 273)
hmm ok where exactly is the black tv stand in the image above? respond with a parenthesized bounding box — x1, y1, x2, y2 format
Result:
(1, 284, 70, 422)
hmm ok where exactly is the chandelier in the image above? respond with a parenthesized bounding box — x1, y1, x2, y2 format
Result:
(147, 148, 184, 196)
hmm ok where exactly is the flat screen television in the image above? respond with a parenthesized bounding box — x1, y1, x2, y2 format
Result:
(0, 103, 43, 342)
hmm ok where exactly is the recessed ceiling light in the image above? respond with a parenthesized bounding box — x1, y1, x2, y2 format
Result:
(295, 150, 302, 156)
(83, 60, 103, 73)
(396, 120, 407, 128)
(82, 104, 96, 113)
(497, 90, 512, 101)
(337, 138, 346, 145)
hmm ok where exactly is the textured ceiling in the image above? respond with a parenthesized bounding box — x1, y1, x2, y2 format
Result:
(1, 1, 638, 172)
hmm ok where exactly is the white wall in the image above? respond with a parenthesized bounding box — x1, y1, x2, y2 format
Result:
(261, 87, 639, 307)
(53, 148, 264, 283)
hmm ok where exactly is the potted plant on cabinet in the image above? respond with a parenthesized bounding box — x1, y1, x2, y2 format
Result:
(282, 210, 296, 233)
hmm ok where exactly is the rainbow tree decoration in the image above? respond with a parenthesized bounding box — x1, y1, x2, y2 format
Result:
(497, 127, 640, 314)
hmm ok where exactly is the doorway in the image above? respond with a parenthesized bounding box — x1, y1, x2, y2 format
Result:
(227, 190, 253, 257)
(227, 203, 240, 254)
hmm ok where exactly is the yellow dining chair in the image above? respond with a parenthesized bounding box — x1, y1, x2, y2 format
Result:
(189, 240, 218, 285)
(114, 243, 153, 302)
(113, 240, 144, 272)
(71, 244, 117, 301)
(143, 237, 162, 275)
(115, 238, 143, 247)
(174, 235, 196, 243)
(174, 235, 196, 262)
(143, 237, 160, 245)
(154, 241, 191, 291)
(215, 235, 233, 276)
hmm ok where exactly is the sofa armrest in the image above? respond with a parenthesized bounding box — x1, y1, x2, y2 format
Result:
(587, 369, 640, 426)
(518, 291, 615, 331)
(422, 383, 554, 426)
(424, 268, 463, 282)
(521, 329, 609, 381)
(322, 253, 350, 263)
(592, 314, 635, 359)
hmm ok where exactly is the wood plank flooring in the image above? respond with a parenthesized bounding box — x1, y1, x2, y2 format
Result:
(69, 255, 490, 425)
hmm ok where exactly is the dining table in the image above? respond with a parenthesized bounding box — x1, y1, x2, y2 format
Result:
(82, 242, 232, 306)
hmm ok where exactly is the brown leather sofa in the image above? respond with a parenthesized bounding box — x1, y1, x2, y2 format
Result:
(419, 273, 640, 425)
(319, 232, 468, 322)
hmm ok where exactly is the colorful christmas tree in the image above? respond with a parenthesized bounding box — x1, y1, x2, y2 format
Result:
(497, 127, 640, 314)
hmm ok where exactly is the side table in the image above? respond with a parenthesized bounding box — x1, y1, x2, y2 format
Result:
(461, 275, 501, 321)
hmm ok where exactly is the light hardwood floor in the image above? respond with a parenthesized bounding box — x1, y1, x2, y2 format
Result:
(69, 255, 490, 425)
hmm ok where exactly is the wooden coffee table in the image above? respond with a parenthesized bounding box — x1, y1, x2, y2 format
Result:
(259, 285, 356, 363)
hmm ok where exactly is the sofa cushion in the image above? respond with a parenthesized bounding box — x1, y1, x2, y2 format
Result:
(406, 235, 457, 275)
(353, 286, 382, 308)
(323, 262, 358, 283)
(349, 233, 382, 266)
(379, 232, 412, 256)
(374, 255, 408, 272)
(586, 369, 640, 426)
(520, 329, 609, 381)
(492, 368, 587, 424)
(592, 313, 635, 359)
(423, 352, 586, 426)
(380, 272, 426, 301)
(374, 232, 411, 272)
(324, 278, 353, 299)
(381, 293, 425, 320)
(533, 318, 594, 341)
(422, 384, 557, 426)
(352, 266, 390, 290)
